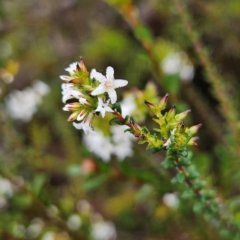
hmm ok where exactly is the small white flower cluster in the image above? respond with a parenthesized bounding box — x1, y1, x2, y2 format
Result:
(83, 126, 135, 162)
(161, 52, 194, 82)
(163, 128, 176, 147)
(0, 176, 14, 210)
(83, 95, 136, 162)
(162, 192, 179, 209)
(25, 218, 44, 239)
(5, 80, 50, 122)
(61, 60, 128, 134)
(91, 221, 117, 240)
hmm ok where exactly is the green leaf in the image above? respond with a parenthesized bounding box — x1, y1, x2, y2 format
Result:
(150, 146, 164, 154)
(202, 190, 216, 201)
(66, 164, 83, 176)
(194, 179, 206, 190)
(193, 201, 204, 213)
(109, 117, 124, 125)
(178, 150, 188, 157)
(161, 157, 175, 169)
(142, 126, 150, 133)
(124, 115, 130, 124)
(171, 172, 185, 184)
(112, 102, 122, 114)
(187, 166, 200, 179)
(32, 174, 47, 195)
(83, 175, 108, 192)
(182, 189, 194, 199)
(124, 128, 133, 133)
(178, 157, 191, 166)
(135, 25, 153, 42)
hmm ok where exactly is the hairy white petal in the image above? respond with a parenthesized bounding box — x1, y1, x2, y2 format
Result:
(91, 85, 106, 96)
(106, 66, 114, 80)
(91, 71, 105, 83)
(108, 89, 117, 104)
(114, 79, 128, 88)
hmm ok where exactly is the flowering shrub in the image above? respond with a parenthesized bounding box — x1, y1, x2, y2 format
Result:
(61, 58, 240, 239)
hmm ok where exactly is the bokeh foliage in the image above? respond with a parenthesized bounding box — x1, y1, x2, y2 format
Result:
(1, 0, 240, 239)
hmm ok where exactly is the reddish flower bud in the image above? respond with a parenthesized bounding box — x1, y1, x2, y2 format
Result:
(79, 57, 87, 72)
(144, 100, 154, 108)
(159, 93, 169, 109)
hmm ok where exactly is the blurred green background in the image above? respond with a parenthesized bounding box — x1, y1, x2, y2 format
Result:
(1, 0, 240, 239)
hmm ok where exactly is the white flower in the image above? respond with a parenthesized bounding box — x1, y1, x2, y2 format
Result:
(91, 221, 117, 240)
(67, 214, 82, 231)
(25, 218, 44, 239)
(163, 193, 179, 208)
(61, 83, 83, 103)
(73, 113, 94, 134)
(164, 128, 177, 147)
(121, 94, 136, 118)
(111, 125, 135, 160)
(179, 64, 194, 81)
(163, 138, 171, 147)
(32, 80, 50, 95)
(95, 98, 114, 118)
(65, 62, 78, 75)
(5, 81, 50, 122)
(161, 52, 194, 82)
(91, 66, 128, 104)
(0, 176, 13, 197)
(83, 130, 113, 162)
(41, 231, 55, 240)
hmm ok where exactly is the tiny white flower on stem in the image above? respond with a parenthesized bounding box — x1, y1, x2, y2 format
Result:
(65, 62, 78, 75)
(61, 83, 83, 103)
(163, 138, 171, 147)
(95, 98, 113, 118)
(91, 66, 128, 104)
(73, 113, 94, 134)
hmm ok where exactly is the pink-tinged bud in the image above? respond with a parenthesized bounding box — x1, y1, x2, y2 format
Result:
(175, 109, 191, 121)
(65, 102, 81, 111)
(79, 57, 87, 72)
(144, 100, 154, 108)
(77, 110, 87, 121)
(159, 93, 169, 109)
(188, 136, 199, 146)
(187, 124, 202, 135)
(60, 75, 75, 81)
(60, 75, 82, 84)
(67, 111, 79, 121)
(167, 105, 176, 119)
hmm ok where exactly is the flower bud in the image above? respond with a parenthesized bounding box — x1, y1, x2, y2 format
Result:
(187, 124, 202, 135)
(144, 100, 154, 109)
(188, 136, 199, 146)
(158, 93, 169, 110)
(60, 75, 84, 84)
(130, 120, 141, 132)
(179, 122, 185, 132)
(79, 57, 87, 72)
(68, 111, 79, 121)
(175, 109, 191, 121)
(167, 105, 176, 119)
(77, 110, 87, 121)
(64, 102, 81, 111)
